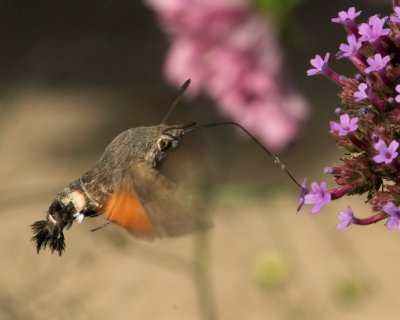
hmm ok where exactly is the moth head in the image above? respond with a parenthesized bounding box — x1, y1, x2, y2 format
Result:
(157, 128, 183, 151)
(148, 124, 193, 166)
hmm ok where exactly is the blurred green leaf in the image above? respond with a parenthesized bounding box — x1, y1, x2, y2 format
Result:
(334, 275, 370, 307)
(252, 0, 307, 28)
(253, 250, 290, 288)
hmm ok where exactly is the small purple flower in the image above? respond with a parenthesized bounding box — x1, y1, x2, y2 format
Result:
(358, 15, 390, 43)
(373, 139, 399, 164)
(324, 167, 333, 174)
(364, 53, 391, 74)
(307, 53, 330, 76)
(329, 114, 359, 136)
(353, 82, 368, 101)
(337, 35, 362, 58)
(395, 84, 400, 103)
(331, 7, 361, 24)
(356, 106, 371, 116)
(383, 201, 400, 230)
(336, 206, 355, 230)
(297, 178, 309, 213)
(371, 132, 379, 143)
(390, 7, 400, 23)
(304, 181, 331, 214)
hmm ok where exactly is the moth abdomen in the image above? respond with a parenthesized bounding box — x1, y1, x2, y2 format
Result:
(31, 215, 68, 256)
(31, 184, 90, 255)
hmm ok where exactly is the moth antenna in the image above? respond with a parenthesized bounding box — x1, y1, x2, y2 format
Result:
(160, 79, 191, 124)
(185, 121, 302, 189)
(91, 220, 111, 232)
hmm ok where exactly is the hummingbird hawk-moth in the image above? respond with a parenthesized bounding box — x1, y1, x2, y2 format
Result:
(31, 80, 204, 255)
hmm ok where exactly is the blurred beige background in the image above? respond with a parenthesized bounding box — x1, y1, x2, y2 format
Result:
(0, 1, 399, 320)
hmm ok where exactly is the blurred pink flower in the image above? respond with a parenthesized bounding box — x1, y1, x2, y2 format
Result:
(145, 0, 309, 151)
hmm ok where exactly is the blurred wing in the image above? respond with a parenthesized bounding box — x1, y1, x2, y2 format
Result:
(103, 161, 201, 238)
(104, 191, 153, 238)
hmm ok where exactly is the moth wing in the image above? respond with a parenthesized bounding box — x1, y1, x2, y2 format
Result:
(103, 161, 202, 238)
(131, 162, 203, 237)
(104, 190, 154, 239)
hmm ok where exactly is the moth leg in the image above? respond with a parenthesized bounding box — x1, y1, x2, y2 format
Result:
(91, 220, 111, 232)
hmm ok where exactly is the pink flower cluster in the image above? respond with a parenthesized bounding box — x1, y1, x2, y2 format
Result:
(299, 1, 400, 232)
(145, 0, 309, 151)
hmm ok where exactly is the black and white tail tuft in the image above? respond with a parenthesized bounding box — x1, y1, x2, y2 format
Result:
(31, 218, 67, 255)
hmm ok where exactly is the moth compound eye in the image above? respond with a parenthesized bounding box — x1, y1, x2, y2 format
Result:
(157, 139, 171, 151)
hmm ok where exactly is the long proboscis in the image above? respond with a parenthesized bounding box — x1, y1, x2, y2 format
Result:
(184, 121, 302, 189)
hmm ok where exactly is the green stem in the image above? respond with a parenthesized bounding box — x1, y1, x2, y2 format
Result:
(193, 222, 217, 320)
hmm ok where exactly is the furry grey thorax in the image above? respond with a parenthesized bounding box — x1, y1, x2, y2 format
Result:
(96, 125, 185, 171)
